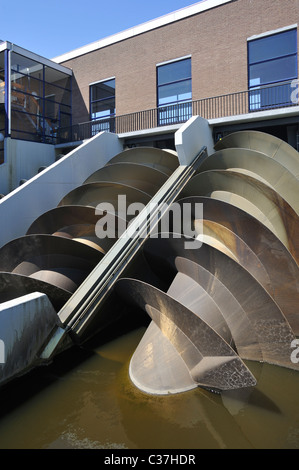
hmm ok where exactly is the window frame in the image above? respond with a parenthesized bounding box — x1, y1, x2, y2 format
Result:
(89, 78, 115, 119)
(156, 56, 192, 125)
(156, 56, 192, 107)
(247, 27, 298, 111)
(9, 51, 72, 142)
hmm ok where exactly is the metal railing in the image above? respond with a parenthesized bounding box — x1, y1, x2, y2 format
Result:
(56, 80, 298, 144)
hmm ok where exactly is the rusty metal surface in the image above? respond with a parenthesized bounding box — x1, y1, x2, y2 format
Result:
(0, 234, 103, 293)
(198, 147, 299, 215)
(171, 257, 260, 361)
(26, 205, 127, 254)
(84, 163, 169, 196)
(180, 170, 299, 263)
(176, 196, 299, 334)
(142, 235, 298, 370)
(56, 146, 208, 340)
(107, 147, 179, 176)
(27, 205, 103, 236)
(214, 130, 299, 179)
(116, 278, 257, 393)
(0, 148, 173, 330)
(58, 182, 151, 211)
(168, 270, 235, 348)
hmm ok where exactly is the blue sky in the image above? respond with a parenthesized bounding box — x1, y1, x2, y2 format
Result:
(1, 0, 201, 59)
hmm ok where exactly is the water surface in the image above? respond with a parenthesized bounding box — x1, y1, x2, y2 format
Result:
(0, 326, 298, 449)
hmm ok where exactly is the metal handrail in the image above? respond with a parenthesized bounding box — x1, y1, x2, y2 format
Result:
(56, 80, 298, 144)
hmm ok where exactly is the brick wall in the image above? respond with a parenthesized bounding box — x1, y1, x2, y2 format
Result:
(60, 0, 299, 124)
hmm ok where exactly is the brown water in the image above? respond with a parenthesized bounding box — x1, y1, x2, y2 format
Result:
(0, 325, 298, 449)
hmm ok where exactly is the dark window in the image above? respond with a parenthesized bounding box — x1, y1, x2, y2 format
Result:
(248, 29, 298, 110)
(90, 79, 115, 133)
(157, 58, 192, 125)
(10, 52, 72, 143)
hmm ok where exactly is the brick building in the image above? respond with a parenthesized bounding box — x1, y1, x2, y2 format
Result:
(54, 0, 299, 148)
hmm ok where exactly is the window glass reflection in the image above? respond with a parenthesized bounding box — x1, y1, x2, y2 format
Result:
(158, 80, 192, 106)
(158, 59, 191, 86)
(249, 55, 297, 86)
(248, 29, 297, 111)
(10, 52, 72, 142)
(248, 29, 297, 63)
(157, 58, 192, 125)
(90, 79, 115, 133)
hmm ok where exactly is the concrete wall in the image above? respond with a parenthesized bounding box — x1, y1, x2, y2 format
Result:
(0, 292, 59, 386)
(0, 138, 56, 195)
(0, 131, 123, 248)
(175, 116, 214, 165)
(59, 0, 299, 124)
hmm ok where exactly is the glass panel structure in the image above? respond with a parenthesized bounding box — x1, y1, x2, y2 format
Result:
(10, 52, 72, 143)
(90, 79, 115, 133)
(157, 58, 192, 125)
(248, 29, 298, 110)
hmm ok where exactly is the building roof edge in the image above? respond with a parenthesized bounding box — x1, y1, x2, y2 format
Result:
(52, 0, 232, 63)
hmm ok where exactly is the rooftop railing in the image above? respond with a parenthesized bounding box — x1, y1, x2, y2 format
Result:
(57, 80, 298, 144)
